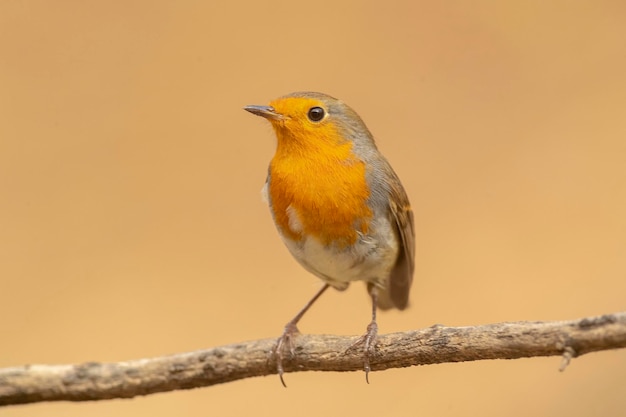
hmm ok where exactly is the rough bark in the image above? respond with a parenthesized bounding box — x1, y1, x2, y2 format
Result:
(1, 312, 625, 406)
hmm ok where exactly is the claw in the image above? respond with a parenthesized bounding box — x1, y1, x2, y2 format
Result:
(272, 322, 300, 387)
(350, 320, 378, 383)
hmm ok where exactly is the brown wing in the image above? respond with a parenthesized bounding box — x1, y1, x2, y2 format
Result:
(386, 174, 415, 310)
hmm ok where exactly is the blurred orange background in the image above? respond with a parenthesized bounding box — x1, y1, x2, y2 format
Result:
(1, 1, 625, 416)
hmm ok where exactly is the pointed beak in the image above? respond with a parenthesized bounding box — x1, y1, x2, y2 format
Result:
(244, 105, 284, 121)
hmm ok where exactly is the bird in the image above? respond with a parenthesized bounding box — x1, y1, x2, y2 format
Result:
(244, 92, 414, 385)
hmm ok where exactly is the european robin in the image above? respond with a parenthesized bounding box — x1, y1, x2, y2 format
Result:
(244, 92, 414, 385)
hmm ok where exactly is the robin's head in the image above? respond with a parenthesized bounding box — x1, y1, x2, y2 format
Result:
(244, 92, 377, 155)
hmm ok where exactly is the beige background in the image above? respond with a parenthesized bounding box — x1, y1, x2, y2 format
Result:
(1, 1, 625, 416)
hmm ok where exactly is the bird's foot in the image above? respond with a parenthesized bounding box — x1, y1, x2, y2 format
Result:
(271, 321, 300, 387)
(348, 320, 378, 383)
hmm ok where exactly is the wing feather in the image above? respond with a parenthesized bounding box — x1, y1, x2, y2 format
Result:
(386, 174, 415, 310)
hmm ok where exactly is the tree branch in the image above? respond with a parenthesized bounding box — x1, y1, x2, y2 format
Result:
(2, 312, 625, 406)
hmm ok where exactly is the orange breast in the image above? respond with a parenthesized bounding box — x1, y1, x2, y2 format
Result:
(268, 133, 372, 248)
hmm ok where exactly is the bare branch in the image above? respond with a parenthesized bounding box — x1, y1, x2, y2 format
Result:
(1, 312, 625, 406)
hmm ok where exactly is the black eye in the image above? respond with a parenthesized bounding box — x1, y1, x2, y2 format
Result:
(307, 106, 325, 122)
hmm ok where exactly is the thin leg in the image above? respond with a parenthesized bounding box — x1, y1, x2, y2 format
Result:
(274, 283, 330, 387)
(348, 285, 379, 383)
(362, 286, 379, 383)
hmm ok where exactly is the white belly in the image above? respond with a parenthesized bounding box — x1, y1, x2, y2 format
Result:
(279, 204, 399, 290)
